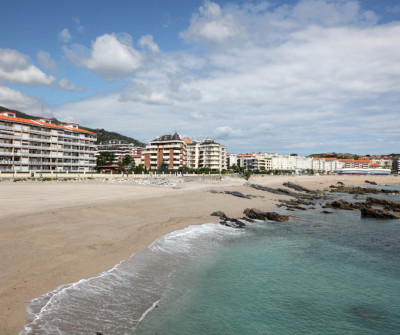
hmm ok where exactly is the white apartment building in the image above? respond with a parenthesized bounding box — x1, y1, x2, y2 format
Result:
(186, 138, 227, 171)
(312, 158, 343, 172)
(142, 133, 187, 171)
(96, 140, 144, 163)
(0, 111, 97, 172)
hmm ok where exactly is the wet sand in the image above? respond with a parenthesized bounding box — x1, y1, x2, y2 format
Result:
(0, 174, 398, 334)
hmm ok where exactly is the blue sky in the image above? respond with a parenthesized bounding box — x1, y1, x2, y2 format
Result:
(1, 0, 400, 154)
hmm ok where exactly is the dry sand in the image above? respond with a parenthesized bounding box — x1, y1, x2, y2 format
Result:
(0, 174, 398, 334)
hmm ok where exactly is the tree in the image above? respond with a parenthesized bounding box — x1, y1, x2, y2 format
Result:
(157, 162, 170, 174)
(96, 152, 115, 171)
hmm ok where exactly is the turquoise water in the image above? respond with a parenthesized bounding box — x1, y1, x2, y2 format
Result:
(22, 185, 400, 334)
(134, 186, 400, 335)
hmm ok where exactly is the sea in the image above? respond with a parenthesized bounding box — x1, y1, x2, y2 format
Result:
(21, 184, 400, 335)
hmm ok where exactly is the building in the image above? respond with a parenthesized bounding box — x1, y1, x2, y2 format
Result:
(0, 111, 97, 172)
(142, 133, 187, 171)
(96, 140, 144, 171)
(186, 138, 227, 171)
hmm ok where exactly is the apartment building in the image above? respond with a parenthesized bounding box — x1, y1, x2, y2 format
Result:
(0, 111, 97, 172)
(186, 138, 227, 171)
(96, 140, 144, 163)
(142, 133, 187, 171)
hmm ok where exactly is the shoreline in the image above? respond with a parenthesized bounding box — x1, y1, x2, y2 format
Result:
(1, 174, 398, 334)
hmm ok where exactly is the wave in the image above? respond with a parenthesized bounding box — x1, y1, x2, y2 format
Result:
(21, 223, 244, 334)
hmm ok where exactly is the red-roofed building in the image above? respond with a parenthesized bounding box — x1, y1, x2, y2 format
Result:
(0, 111, 97, 172)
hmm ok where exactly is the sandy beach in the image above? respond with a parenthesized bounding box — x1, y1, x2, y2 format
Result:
(0, 174, 398, 334)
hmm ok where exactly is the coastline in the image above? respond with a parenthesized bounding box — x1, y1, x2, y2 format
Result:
(1, 174, 398, 334)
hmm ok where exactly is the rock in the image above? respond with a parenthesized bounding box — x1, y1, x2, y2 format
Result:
(337, 181, 345, 185)
(360, 207, 400, 219)
(282, 182, 315, 194)
(219, 216, 247, 228)
(323, 199, 361, 210)
(210, 211, 227, 218)
(321, 210, 333, 214)
(224, 190, 253, 199)
(353, 195, 364, 200)
(243, 208, 268, 220)
(330, 186, 399, 195)
(243, 208, 290, 222)
(365, 197, 400, 212)
(365, 180, 378, 185)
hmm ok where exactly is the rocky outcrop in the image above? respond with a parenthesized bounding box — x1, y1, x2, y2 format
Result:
(323, 196, 400, 219)
(243, 208, 290, 222)
(365, 180, 377, 185)
(360, 207, 400, 219)
(282, 182, 316, 194)
(208, 189, 263, 199)
(210, 211, 227, 218)
(365, 197, 400, 212)
(323, 199, 362, 210)
(329, 186, 399, 195)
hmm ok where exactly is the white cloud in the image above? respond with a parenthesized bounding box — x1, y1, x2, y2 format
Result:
(180, 0, 247, 45)
(213, 126, 244, 139)
(65, 33, 142, 81)
(58, 78, 85, 92)
(73, 17, 84, 33)
(0, 86, 53, 117)
(190, 111, 203, 120)
(0, 49, 55, 86)
(59, 28, 72, 43)
(138, 35, 160, 53)
(37, 51, 57, 71)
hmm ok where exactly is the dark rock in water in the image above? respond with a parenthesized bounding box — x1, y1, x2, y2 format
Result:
(365, 180, 378, 185)
(96, 332, 103, 335)
(321, 210, 333, 214)
(337, 181, 345, 185)
(210, 211, 227, 218)
(243, 208, 268, 220)
(323, 199, 361, 210)
(219, 216, 247, 228)
(330, 186, 399, 195)
(243, 208, 290, 222)
(353, 195, 364, 200)
(365, 197, 400, 212)
(360, 207, 400, 219)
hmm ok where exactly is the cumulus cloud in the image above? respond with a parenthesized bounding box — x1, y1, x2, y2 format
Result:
(0, 49, 55, 86)
(64, 33, 142, 81)
(138, 35, 160, 53)
(180, 0, 247, 45)
(58, 78, 85, 92)
(37, 51, 57, 71)
(0, 86, 53, 117)
(59, 28, 72, 43)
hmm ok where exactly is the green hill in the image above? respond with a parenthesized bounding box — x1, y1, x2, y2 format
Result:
(0, 106, 146, 146)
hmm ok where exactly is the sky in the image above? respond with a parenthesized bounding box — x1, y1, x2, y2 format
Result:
(1, 0, 400, 155)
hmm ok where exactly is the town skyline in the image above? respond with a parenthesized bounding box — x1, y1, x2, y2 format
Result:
(1, 0, 400, 154)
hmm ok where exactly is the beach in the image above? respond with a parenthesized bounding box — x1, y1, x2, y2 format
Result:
(0, 174, 398, 334)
